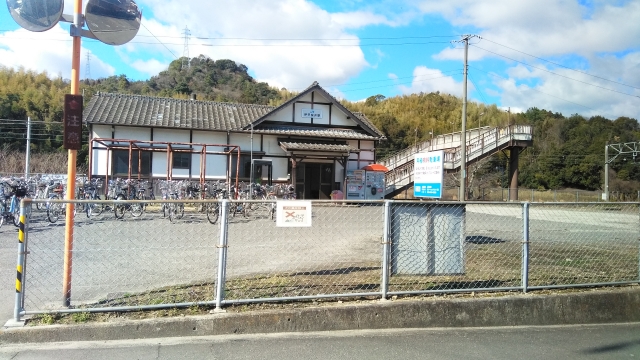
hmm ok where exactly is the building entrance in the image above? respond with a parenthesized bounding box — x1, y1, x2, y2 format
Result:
(294, 162, 333, 199)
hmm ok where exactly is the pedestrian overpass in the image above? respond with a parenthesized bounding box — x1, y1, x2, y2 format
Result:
(380, 124, 533, 199)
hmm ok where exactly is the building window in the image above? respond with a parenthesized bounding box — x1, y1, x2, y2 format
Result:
(172, 152, 191, 169)
(230, 154, 261, 179)
(112, 150, 151, 177)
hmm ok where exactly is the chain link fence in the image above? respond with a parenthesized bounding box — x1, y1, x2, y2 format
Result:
(8, 199, 639, 321)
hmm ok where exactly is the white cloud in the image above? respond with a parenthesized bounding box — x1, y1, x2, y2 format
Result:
(397, 66, 463, 96)
(130, 58, 168, 78)
(130, 0, 375, 91)
(421, 0, 640, 59)
(420, 0, 640, 118)
(494, 58, 640, 119)
(0, 27, 73, 79)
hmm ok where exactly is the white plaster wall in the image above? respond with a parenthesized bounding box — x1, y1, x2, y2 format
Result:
(268, 107, 293, 123)
(191, 131, 227, 151)
(151, 129, 190, 178)
(229, 132, 252, 151)
(91, 125, 112, 175)
(258, 157, 288, 181)
(263, 135, 286, 156)
(191, 130, 229, 179)
(151, 152, 170, 178)
(153, 128, 190, 143)
(92, 125, 111, 141)
(114, 126, 150, 140)
(91, 148, 110, 175)
(334, 161, 345, 183)
(360, 140, 375, 150)
(360, 150, 375, 161)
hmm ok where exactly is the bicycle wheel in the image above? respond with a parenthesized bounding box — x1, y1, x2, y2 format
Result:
(206, 203, 219, 224)
(168, 203, 176, 223)
(12, 204, 20, 227)
(87, 194, 104, 218)
(47, 203, 61, 223)
(114, 194, 126, 219)
(35, 194, 44, 210)
(175, 203, 185, 219)
(130, 198, 144, 217)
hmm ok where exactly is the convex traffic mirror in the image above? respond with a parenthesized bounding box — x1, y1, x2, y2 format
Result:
(6, 0, 64, 32)
(85, 0, 141, 45)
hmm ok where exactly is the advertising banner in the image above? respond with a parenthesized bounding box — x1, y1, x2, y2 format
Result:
(414, 150, 444, 198)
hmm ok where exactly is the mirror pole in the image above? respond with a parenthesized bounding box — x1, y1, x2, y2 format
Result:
(63, 0, 83, 308)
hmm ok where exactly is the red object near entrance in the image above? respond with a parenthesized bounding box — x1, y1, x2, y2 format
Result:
(362, 164, 389, 172)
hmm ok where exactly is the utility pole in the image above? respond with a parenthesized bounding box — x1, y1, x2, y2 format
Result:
(604, 142, 609, 201)
(249, 123, 254, 195)
(25, 117, 31, 179)
(459, 35, 474, 201)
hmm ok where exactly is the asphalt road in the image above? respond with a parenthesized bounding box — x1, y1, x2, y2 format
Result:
(0, 323, 638, 359)
(0, 201, 636, 320)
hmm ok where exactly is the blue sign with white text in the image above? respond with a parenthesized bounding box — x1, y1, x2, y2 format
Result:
(413, 150, 444, 199)
(414, 183, 442, 197)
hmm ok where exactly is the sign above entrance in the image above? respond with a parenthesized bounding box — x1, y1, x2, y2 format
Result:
(276, 201, 312, 227)
(414, 150, 444, 198)
(301, 108, 323, 119)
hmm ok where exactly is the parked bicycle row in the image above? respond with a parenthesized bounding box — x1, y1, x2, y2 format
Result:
(1, 176, 298, 227)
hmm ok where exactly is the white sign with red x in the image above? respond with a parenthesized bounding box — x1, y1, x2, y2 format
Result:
(276, 201, 312, 227)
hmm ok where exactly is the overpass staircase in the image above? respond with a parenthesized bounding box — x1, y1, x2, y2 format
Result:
(380, 124, 533, 198)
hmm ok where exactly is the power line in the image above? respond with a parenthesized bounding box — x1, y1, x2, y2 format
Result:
(471, 44, 639, 99)
(467, 73, 489, 104)
(469, 65, 598, 112)
(479, 37, 640, 91)
(138, 22, 178, 60)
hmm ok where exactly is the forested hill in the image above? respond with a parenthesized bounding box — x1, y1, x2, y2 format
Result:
(84, 56, 282, 105)
(1, 55, 639, 192)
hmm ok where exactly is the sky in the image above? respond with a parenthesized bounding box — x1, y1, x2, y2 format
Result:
(0, 0, 639, 121)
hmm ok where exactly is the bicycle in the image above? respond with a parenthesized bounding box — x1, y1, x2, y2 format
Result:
(204, 181, 227, 224)
(114, 179, 144, 219)
(81, 178, 104, 219)
(46, 182, 76, 223)
(159, 180, 185, 222)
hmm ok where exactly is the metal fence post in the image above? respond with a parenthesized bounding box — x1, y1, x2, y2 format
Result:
(214, 200, 229, 312)
(522, 202, 530, 293)
(14, 200, 29, 322)
(381, 200, 391, 301)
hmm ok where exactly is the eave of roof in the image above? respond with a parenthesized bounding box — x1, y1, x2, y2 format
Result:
(280, 141, 360, 152)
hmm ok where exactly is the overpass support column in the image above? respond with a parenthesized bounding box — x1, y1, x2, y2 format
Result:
(508, 148, 520, 201)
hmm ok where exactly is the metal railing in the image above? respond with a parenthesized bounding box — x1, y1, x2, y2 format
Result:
(8, 198, 639, 321)
(383, 125, 533, 194)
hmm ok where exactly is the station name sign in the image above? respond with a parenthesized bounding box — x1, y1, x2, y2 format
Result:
(63, 94, 83, 150)
(301, 108, 323, 119)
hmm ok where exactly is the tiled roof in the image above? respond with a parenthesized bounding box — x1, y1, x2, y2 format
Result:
(84, 88, 385, 140)
(280, 142, 360, 152)
(254, 126, 378, 140)
(84, 93, 273, 131)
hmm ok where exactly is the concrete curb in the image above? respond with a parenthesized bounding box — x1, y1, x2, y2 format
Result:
(1, 287, 639, 344)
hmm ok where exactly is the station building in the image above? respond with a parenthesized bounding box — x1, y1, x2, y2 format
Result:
(84, 82, 386, 199)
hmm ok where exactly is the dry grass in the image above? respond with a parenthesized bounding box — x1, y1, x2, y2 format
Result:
(0, 149, 87, 175)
